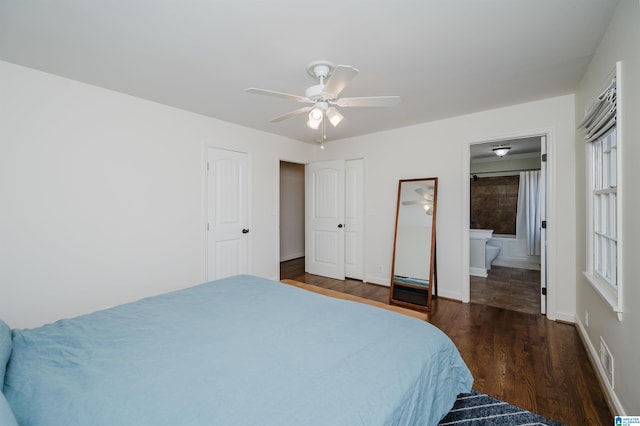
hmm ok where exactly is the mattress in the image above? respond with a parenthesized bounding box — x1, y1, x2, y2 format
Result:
(3, 275, 472, 425)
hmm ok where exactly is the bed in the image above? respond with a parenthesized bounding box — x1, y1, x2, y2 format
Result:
(1, 275, 472, 425)
(393, 276, 430, 287)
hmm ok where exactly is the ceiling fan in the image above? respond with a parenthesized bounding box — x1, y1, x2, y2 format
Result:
(246, 60, 400, 143)
(402, 187, 434, 214)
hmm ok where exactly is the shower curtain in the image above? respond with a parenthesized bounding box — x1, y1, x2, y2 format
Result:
(516, 170, 541, 256)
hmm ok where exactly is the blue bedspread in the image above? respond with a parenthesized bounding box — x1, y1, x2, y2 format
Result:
(4, 275, 472, 425)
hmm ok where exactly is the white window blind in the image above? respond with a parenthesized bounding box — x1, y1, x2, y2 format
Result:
(578, 77, 616, 142)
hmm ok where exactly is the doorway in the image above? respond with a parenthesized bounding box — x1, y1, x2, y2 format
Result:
(305, 159, 364, 281)
(207, 147, 249, 280)
(279, 159, 364, 281)
(467, 136, 547, 315)
(279, 161, 306, 264)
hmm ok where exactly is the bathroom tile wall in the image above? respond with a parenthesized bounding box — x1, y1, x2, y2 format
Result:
(470, 176, 519, 234)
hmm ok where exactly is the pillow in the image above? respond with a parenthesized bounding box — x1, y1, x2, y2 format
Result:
(0, 321, 17, 426)
(0, 394, 18, 426)
(0, 320, 11, 384)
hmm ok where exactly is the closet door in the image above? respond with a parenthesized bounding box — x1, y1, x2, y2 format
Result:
(305, 160, 345, 280)
(305, 159, 364, 281)
(207, 147, 249, 280)
(344, 159, 364, 280)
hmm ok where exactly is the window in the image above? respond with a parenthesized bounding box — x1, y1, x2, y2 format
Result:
(591, 129, 617, 287)
(579, 64, 622, 316)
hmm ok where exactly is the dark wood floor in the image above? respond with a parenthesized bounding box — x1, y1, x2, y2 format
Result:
(280, 258, 612, 426)
(470, 266, 541, 315)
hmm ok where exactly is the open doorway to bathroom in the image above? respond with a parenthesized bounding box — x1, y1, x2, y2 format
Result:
(468, 136, 546, 315)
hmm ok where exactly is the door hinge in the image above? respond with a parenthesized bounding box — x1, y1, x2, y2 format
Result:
(541, 287, 547, 296)
(541, 220, 547, 229)
(207, 222, 210, 231)
(541, 153, 547, 162)
(207, 161, 210, 171)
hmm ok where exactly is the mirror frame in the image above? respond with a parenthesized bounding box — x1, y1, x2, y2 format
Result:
(389, 177, 438, 312)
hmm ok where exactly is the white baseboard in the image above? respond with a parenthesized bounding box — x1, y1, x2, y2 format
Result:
(364, 274, 390, 286)
(279, 252, 304, 262)
(554, 311, 575, 323)
(438, 289, 462, 301)
(492, 258, 541, 271)
(469, 267, 487, 277)
(575, 317, 626, 416)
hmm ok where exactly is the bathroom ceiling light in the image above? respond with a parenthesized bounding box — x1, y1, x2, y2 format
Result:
(492, 146, 511, 157)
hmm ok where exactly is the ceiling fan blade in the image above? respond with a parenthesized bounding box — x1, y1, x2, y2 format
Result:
(334, 96, 400, 108)
(270, 107, 312, 122)
(245, 88, 311, 103)
(402, 200, 428, 206)
(415, 187, 433, 200)
(321, 65, 359, 99)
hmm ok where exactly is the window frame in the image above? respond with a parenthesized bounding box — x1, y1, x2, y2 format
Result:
(582, 63, 623, 318)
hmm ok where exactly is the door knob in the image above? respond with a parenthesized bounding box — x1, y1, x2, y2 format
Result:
(242, 229, 249, 234)
(337, 224, 343, 228)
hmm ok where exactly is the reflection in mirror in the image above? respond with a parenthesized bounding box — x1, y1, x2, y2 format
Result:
(389, 177, 438, 312)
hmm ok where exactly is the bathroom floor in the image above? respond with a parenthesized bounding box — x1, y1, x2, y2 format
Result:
(470, 266, 541, 315)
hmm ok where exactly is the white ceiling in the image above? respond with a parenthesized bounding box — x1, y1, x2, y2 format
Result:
(470, 136, 541, 160)
(0, 0, 618, 143)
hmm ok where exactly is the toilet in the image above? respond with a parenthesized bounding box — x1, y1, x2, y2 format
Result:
(485, 240, 502, 270)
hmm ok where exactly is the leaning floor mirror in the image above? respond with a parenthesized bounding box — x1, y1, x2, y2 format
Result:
(389, 177, 438, 312)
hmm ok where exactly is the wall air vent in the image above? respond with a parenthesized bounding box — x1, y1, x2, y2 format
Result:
(599, 337, 614, 388)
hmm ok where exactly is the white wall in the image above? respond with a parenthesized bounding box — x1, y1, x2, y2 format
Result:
(279, 161, 305, 261)
(470, 155, 541, 176)
(574, 0, 640, 415)
(395, 227, 431, 279)
(0, 61, 313, 328)
(394, 181, 433, 280)
(315, 94, 576, 321)
(0, 59, 579, 328)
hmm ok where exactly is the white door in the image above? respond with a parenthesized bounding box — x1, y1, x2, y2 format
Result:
(540, 136, 547, 314)
(305, 160, 345, 280)
(207, 148, 249, 280)
(344, 159, 364, 280)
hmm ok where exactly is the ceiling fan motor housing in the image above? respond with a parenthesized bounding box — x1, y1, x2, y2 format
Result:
(306, 60, 335, 80)
(305, 61, 336, 101)
(305, 84, 326, 101)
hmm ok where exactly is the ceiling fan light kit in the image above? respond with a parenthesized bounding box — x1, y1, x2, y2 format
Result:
(306, 115, 321, 130)
(326, 107, 343, 126)
(246, 60, 400, 145)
